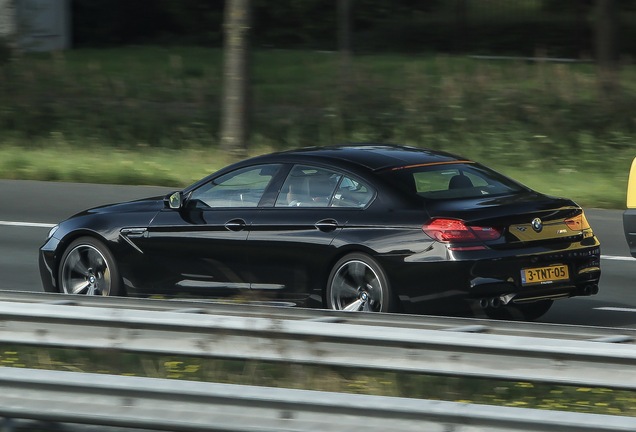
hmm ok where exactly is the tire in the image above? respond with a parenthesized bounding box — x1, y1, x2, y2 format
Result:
(326, 253, 392, 312)
(58, 236, 123, 296)
(484, 300, 553, 321)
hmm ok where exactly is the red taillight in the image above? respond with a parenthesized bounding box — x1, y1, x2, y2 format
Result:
(422, 219, 475, 242)
(422, 218, 501, 243)
(565, 213, 592, 231)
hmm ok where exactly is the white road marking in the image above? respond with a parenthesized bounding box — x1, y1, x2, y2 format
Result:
(0, 220, 56, 228)
(601, 255, 636, 261)
(595, 307, 636, 313)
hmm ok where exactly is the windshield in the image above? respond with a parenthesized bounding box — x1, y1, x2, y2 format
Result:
(385, 163, 527, 200)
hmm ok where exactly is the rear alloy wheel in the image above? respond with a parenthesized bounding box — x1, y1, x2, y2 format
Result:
(327, 253, 391, 312)
(485, 299, 553, 321)
(58, 237, 122, 296)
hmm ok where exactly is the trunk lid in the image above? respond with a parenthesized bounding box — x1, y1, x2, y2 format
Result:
(424, 191, 585, 247)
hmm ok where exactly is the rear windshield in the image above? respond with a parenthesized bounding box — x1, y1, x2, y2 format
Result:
(385, 163, 526, 200)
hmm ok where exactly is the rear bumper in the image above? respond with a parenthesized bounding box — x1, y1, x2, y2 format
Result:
(385, 241, 601, 314)
(468, 245, 601, 298)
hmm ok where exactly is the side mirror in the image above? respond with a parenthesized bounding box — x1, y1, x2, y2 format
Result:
(165, 191, 183, 209)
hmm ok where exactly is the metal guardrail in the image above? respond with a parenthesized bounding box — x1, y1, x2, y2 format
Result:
(0, 291, 635, 390)
(2, 290, 635, 342)
(1, 367, 635, 432)
(1, 291, 636, 430)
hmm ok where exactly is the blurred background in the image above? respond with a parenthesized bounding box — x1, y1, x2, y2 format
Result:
(0, 0, 634, 207)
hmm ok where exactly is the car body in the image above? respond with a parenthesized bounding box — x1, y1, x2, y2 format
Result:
(623, 156, 636, 257)
(40, 144, 601, 320)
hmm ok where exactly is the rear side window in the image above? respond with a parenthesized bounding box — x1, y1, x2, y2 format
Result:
(275, 165, 374, 208)
(388, 163, 525, 200)
(332, 177, 374, 208)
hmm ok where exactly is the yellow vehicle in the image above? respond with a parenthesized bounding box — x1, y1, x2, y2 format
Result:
(625, 157, 636, 257)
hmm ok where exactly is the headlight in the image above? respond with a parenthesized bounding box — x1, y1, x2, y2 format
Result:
(47, 225, 59, 240)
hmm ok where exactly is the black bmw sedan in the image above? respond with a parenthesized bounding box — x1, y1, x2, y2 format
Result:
(39, 144, 601, 320)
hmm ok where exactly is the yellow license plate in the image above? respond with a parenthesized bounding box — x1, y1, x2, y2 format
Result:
(521, 265, 569, 285)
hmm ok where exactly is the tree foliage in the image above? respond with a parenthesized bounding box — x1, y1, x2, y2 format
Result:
(70, 0, 635, 56)
(72, 0, 224, 46)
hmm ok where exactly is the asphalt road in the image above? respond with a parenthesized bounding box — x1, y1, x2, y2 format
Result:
(1, 179, 635, 328)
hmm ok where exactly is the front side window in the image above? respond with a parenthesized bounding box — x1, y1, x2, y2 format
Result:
(189, 164, 282, 208)
(275, 165, 374, 208)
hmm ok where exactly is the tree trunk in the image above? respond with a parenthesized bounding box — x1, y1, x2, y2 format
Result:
(220, 0, 251, 158)
(0, 0, 18, 58)
(595, 0, 619, 94)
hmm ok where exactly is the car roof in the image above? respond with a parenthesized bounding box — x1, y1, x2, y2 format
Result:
(264, 144, 468, 171)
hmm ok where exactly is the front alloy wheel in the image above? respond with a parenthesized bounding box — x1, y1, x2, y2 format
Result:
(58, 237, 122, 296)
(327, 253, 391, 312)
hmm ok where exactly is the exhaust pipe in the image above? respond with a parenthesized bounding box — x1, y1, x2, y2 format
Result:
(582, 284, 599, 296)
(480, 294, 516, 309)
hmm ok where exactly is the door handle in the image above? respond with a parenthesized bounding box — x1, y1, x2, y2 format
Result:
(120, 227, 147, 238)
(315, 219, 339, 232)
(225, 219, 246, 232)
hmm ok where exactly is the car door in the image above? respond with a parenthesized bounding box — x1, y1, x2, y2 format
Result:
(138, 164, 283, 297)
(247, 165, 375, 306)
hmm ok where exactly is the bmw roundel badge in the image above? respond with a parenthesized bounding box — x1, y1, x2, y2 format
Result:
(531, 217, 543, 233)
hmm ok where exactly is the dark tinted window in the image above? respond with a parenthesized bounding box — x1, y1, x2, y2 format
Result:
(387, 163, 525, 200)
